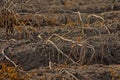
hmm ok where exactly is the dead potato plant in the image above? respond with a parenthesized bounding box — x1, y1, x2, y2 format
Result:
(45, 34, 95, 65)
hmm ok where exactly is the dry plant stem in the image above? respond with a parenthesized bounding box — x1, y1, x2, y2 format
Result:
(48, 34, 95, 64)
(48, 34, 83, 47)
(49, 61, 52, 69)
(37, 34, 43, 40)
(46, 40, 78, 65)
(1, 48, 17, 68)
(77, 11, 83, 23)
(103, 25, 111, 34)
(86, 43, 95, 63)
(87, 14, 110, 34)
(94, 28, 102, 36)
(78, 11, 84, 35)
(60, 69, 78, 80)
(54, 30, 73, 44)
(1, 46, 26, 73)
(87, 14, 104, 24)
(66, 48, 76, 63)
(74, 11, 84, 35)
(25, 0, 31, 4)
(76, 42, 95, 64)
(65, 70, 78, 80)
(77, 46, 86, 64)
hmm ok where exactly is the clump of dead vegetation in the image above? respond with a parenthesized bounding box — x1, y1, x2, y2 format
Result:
(0, 0, 38, 39)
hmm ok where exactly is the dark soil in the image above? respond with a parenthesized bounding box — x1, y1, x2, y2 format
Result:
(0, 0, 120, 80)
